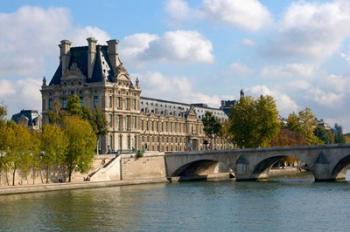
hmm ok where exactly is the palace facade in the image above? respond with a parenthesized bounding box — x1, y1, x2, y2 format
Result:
(41, 38, 232, 154)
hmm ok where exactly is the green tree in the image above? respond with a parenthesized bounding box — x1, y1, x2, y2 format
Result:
(82, 107, 107, 154)
(334, 123, 345, 144)
(41, 124, 68, 183)
(47, 100, 65, 125)
(271, 128, 307, 146)
(29, 130, 41, 184)
(287, 108, 320, 145)
(202, 112, 222, 149)
(314, 124, 334, 144)
(63, 116, 96, 182)
(228, 95, 280, 148)
(0, 106, 7, 185)
(4, 123, 34, 185)
(0, 104, 6, 122)
(229, 96, 256, 148)
(66, 95, 82, 116)
(255, 95, 280, 147)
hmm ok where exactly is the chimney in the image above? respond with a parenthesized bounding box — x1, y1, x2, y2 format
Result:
(107, 39, 120, 71)
(87, 37, 97, 79)
(59, 40, 71, 75)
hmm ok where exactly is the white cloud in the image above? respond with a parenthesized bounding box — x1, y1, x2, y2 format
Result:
(325, 116, 349, 132)
(121, 33, 159, 59)
(0, 78, 41, 116)
(228, 62, 253, 76)
(0, 6, 110, 79)
(246, 85, 299, 116)
(70, 26, 110, 45)
(340, 51, 350, 63)
(165, 0, 195, 22)
(201, 0, 272, 31)
(137, 72, 221, 107)
(0, 80, 16, 97)
(0, 6, 110, 116)
(264, 0, 350, 60)
(285, 80, 311, 91)
(304, 74, 350, 107)
(242, 38, 256, 47)
(165, 0, 271, 31)
(307, 88, 344, 107)
(121, 30, 214, 64)
(261, 63, 315, 79)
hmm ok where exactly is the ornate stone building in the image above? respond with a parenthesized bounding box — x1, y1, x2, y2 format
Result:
(41, 38, 232, 154)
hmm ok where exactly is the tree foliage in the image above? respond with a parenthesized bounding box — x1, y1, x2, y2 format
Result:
(82, 107, 107, 137)
(41, 124, 68, 183)
(254, 95, 280, 147)
(314, 124, 334, 144)
(202, 112, 222, 149)
(2, 123, 37, 185)
(47, 100, 65, 125)
(334, 123, 345, 144)
(287, 108, 321, 145)
(0, 104, 6, 122)
(229, 95, 280, 148)
(202, 112, 222, 138)
(47, 95, 106, 153)
(271, 128, 307, 147)
(62, 116, 96, 182)
(66, 95, 83, 116)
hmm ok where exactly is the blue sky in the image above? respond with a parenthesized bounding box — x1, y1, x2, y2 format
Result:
(0, 0, 350, 132)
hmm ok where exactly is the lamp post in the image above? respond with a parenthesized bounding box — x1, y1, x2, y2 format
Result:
(40, 151, 49, 184)
(0, 151, 5, 185)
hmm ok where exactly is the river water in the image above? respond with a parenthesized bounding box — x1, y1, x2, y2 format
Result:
(1, 173, 350, 232)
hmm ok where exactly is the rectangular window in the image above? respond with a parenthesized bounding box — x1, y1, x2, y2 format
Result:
(48, 98, 52, 110)
(62, 98, 67, 109)
(109, 135, 113, 151)
(128, 135, 131, 150)
(43, 99, 46, 111)
(118, 97, 122, 109)
(109, 114, 113, 127)
(119, 115, 123, 131)
(109, 96, 112, 108)
(80, 97, 84, 106)
(133, 99, 137, 110)
(127, 116, 131, 131)
(93, 96, 99, 107)
(126, 98, 129, 110)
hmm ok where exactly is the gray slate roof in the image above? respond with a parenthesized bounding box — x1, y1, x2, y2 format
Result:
(49, 45, 116, 86)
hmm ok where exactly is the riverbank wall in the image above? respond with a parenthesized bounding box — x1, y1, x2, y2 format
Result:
(0, 155, 113, 186)
(0, 152, 169, 194)
(0, 178, 168, 195)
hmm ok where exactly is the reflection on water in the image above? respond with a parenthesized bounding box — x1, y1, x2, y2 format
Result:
(1, 171, 350, 232)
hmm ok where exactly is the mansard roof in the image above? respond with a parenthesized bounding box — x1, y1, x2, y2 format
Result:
(49, 45, 117, 86)
(141, 96, 224, 111)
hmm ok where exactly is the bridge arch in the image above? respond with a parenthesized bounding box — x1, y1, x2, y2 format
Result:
(252, 154, 310, 180)
(171, 159, 229, 178)
(332, 154, 350, 180)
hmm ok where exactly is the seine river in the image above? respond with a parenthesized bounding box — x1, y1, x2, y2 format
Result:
(1, 173, 350, 232)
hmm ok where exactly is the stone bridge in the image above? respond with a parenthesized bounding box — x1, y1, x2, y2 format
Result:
(164, 144, 350, 181)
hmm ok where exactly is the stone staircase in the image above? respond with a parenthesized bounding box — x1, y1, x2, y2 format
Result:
(89, 155, 121, 181)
